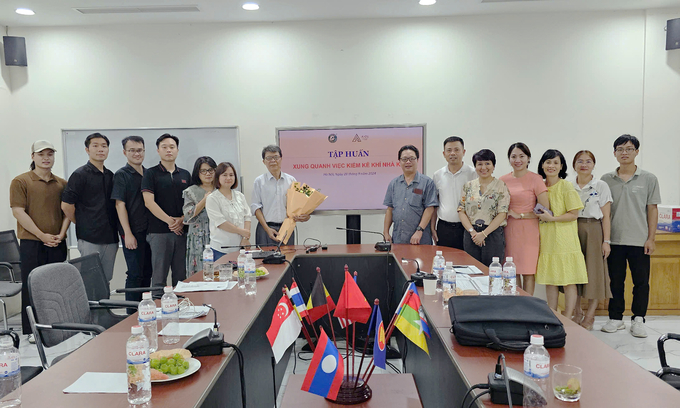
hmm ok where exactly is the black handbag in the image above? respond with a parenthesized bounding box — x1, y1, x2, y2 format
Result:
(448, 296, 566, 350)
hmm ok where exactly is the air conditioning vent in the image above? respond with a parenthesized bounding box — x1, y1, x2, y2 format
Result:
(74, 5, 200, 14)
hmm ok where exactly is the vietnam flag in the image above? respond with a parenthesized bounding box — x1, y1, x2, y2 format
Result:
(306, 273, 336, 322)
(301, 328, 344, 400)
(334, 271, 372, 324)
(394, 283, 430, 355)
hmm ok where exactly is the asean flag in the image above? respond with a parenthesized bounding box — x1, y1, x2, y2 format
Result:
(373, 306, 386, 370)
(301, 328, 344, 400)
(267, 295, 302, 364)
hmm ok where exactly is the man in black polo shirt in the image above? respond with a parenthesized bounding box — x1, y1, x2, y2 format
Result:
(62, 133, 119, 281)
(142, 134, 191, 288)
(112, 135, 152, 305)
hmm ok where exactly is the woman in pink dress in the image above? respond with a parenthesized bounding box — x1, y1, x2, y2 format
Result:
(499, 143, 550, 295)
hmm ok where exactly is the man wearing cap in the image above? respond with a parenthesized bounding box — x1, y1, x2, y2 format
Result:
(10, 140, 70, 340)
(61, 133, 119, 281)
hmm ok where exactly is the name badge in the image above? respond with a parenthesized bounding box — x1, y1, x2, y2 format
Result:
(413, 188, 423, 195)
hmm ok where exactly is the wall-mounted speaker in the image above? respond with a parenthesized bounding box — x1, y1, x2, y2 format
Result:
(668, 18, 680, 51)
(2, 36, 27, 66)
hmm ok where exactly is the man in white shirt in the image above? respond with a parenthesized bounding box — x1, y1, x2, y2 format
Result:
(251, 145, 309, 245)
(430, 136, 477, 249)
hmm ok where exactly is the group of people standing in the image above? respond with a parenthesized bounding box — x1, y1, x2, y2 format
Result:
(9, 134, 306, 341)
(382, 134, 660, 338)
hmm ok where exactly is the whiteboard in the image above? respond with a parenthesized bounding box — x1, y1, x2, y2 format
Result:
(61, 127, 240, 247)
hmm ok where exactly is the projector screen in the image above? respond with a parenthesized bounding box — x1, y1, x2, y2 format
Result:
(278, 125, 425, 211)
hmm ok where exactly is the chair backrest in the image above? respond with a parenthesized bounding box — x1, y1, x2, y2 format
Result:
(27, 263, 93, 347)
(68, 253, 111, 302)
(0, 230, 21, 279)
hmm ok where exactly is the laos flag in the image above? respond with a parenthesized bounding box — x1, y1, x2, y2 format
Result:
(301, 328, 344, 400)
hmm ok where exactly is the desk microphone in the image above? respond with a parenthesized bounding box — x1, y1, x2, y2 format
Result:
(401, 257, 435, 287)
(263, 230, 288, 264)
(184, 304, 224, 357)
(336, 227, 391, 252)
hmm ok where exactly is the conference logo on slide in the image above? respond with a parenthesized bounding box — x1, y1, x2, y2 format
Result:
(328, 134, 338, 143)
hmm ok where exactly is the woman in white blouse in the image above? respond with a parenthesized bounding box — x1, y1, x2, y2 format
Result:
(205, 162, 252, 261)
(571, 150, 613, 330)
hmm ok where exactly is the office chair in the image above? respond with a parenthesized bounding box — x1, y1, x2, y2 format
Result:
(26, 262, 129, 369)
(655, 333, 680, 390)
(0, 231, 23, 330)
(0, 329, 43, 383)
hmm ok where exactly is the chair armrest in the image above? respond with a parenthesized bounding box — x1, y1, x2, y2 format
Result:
(0, 262, 17, 282)
(656, 366, 680, 377)
(657, 333, 680, 368)
(115, 286, 165, 294)
(98, 299, 140, 309)
(52, 322, 106, 334)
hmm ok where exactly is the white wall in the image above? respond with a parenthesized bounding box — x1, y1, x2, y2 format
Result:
(2, 10, 677, 291)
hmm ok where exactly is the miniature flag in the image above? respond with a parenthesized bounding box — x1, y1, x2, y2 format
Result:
(334, 271, 372, 324)
(306, 273, 336, 322)
(394, 284, 430, 355)
(372, 304, 386, 370)
(287, 281, 308, 320)
(301, 328, 344, 400)
(267, 295, 302, 364)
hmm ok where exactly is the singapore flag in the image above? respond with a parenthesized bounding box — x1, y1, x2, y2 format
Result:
(267, 295, 302, 363)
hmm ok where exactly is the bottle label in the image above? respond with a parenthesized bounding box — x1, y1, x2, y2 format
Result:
(525, 356, 550, 378)
(127, 347, 150, 365)
(138, 308, 157, 323)
(0, 355, 19, 377)
(161, 299, 179, 314)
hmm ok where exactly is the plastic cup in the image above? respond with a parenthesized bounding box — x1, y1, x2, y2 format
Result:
(218, 264, 231, 282)
(423, 276, 437, 295)
(552, 364, 582, 402)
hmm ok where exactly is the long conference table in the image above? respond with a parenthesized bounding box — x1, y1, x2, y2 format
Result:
(14, 244, 679, 407)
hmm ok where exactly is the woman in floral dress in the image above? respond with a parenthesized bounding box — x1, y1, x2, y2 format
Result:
(182, 156, 216, 276)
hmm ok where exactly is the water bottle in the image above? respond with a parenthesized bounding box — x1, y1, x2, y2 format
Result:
(245, 253, 257, 295)
(138, 292, 158, 353)
(237, 249, 247, 289)
(202, 244, 214, 281)
(523, 334, 550, 408)
(127, 325, 152, 405)
(441, 261, 456, 308)
(0, 336, 21, 407)
(432, 251, 445, 293)
(488, 257, 503, 296)
(161, 286, 180, 345)
(503, 256, 517, 295)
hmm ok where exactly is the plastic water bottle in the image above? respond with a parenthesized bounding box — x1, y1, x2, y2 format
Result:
(432, 251, 445, 293)
(488, 257, 503, 296)
(138, 292, 158, 353)
(503, 256, 517, 295)
(237, 249, 247, 289)
(245, 253, 257, 295)
(161, 286, 180, 345)
(127, 325, 152, 405)
(0, 336, 21, 407)
(523, 334, 550, 408)
(202, 244, 214, 281)
(441, 261, 456, 308)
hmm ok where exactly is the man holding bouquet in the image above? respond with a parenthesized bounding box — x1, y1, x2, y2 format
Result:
(252, 145, 310, 245)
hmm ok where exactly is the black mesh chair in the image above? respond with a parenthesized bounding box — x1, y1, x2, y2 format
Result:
(67, 254, 145, 324)
(0, 231, 23, 330)
(655, 333, 680, 390)
(0, 330, 42, 383)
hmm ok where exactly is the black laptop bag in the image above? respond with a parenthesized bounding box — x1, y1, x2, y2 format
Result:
(448, 296, 566, 350)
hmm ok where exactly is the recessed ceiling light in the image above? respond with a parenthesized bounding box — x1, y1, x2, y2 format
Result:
(15, 8, 35, 16)
(242, 2, 259, 11)
(419, 0, 436, 5)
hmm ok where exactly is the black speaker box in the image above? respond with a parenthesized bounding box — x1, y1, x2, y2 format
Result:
(2, 36, 27, 66)
(668, 18, 680, 51)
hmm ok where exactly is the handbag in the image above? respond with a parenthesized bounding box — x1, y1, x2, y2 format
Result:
(448, 295, 566, 350)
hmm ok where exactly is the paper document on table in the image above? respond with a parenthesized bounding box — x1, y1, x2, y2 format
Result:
(174, 281, 236, 293)
(63, 372, 127, 394)
(453, 265, 484, 275)
(159, 322, 215, 337)
(156, 305, 210, 320)
(456, 274, 490, 295)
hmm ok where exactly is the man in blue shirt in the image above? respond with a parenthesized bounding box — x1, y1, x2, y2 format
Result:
(383, 145, 438, 244)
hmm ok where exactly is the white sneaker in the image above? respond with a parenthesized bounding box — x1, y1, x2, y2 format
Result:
(630, 317, 648, 338)
(601, 319, 625, 333)
(27, 334, 35, 344)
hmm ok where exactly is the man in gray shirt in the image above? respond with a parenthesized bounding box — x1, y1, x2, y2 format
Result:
(383, 145, 438, 245)
(600, 134, 661, 338)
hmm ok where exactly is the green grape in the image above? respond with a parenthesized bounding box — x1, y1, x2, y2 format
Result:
(160, 357, 168, 364)
(169, 366, 178, 375)
(177, 367, 186, 375)
(183, 361, 189, 369)
(160, 364, 169, 373)
(167, 358, 176, 366)
(173, 353, 182, 360)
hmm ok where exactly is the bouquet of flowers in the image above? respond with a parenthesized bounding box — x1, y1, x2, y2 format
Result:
(277, 182, 327, 244)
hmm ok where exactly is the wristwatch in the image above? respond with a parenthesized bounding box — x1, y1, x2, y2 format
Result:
(520, 213, 524, 219)
(416, 226, 424, 232)
(604, 240, 611, 244)
(468, 228, 474, 233)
